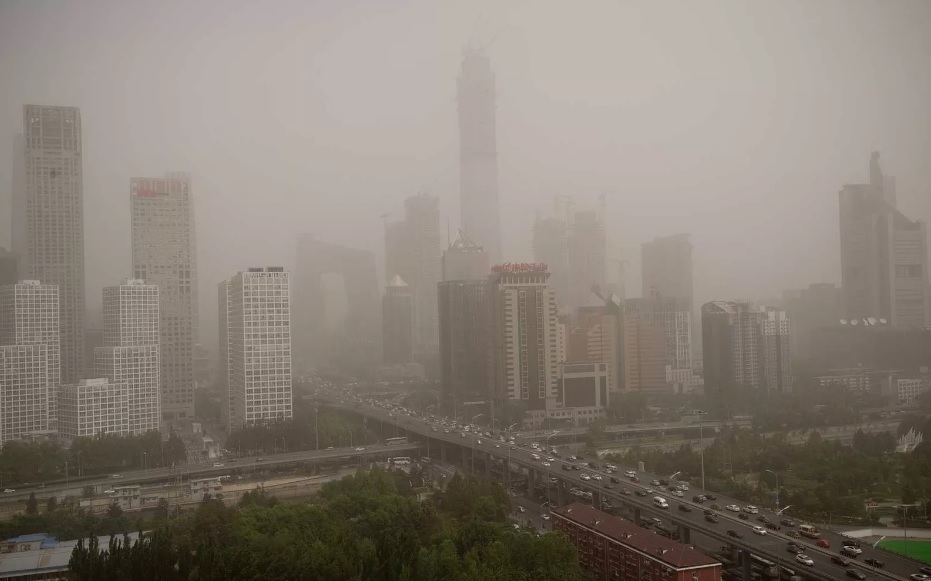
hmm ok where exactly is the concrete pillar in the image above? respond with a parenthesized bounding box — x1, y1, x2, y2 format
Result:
(632, 507, 641, 525)
(678, 525, 690, 544)
(440, 442, 448, 464)
(557, 483, 565, 506)
(742, 552, 752, 581)
(591, 490, 602, 509)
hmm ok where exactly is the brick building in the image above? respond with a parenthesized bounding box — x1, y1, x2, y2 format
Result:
(552, 503, 721, 581)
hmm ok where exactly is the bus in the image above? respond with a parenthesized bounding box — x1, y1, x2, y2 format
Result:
(799, 524, 819, 539)
(389, 457, 412, 466)
(385, 436, 408, 446)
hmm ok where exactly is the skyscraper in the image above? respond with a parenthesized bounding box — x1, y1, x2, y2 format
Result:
(0, 345, 49, 445)
(131, 173, 198, 420)
(781, 283, 842, 359)
(438, 279, 494, 409)
(384, 194, 441, 360)
(641, 234, 694, 302)
(0, 248, 17, 287)
(382, 276, 414, 365)
(458, 51, 502, 264)
(839, 152, 929, 329)
(625, 297, 692, 372)
(59, 378, 129, 440)
(222, 267, 292, 430)
(489, 263, 559, 413)
(442, 231, 488, 282)
(565, 306, 620, 392)
(760, 308, 792, 394)
(0, 280, 58, 435)
(13, 105, 85, 385)
(95, 279, 160, 435)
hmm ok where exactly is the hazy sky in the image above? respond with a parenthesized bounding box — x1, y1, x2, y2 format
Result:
(2, 0, 930, 347)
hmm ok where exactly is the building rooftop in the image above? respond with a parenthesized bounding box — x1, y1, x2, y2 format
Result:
(0, 533, 142, 578)
(553, 503, 720, 570)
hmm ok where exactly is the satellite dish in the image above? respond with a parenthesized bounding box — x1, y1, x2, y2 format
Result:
(879, 318, 888, 325)
(851, 319, 859, 325)
(868, 317, 877, 325)
(840, 319, 848, 325)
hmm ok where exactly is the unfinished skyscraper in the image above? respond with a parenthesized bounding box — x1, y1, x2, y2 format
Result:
(839, 152, 929, 329)
(13, 106, 85, 385)
(458, 50, 502, 264)
(131, 173, 198, 420)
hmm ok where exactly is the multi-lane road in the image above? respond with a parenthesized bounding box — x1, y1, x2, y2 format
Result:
(322, 390, 926, 581)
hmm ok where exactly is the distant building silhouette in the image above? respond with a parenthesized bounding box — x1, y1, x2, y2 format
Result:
(382, 276, 414, 365)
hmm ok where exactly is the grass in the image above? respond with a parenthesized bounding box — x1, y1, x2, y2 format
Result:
(877, 539, 931, 565)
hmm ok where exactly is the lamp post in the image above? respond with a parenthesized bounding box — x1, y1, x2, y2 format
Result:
(545, 430, 561, 453)
(766, 469, 780, 511)
(696, 411, 706, 490)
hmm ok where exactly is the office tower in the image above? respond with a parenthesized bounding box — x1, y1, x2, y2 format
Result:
(533, 198, 607, 310)
(566, 306, 620, 392)
(0, 248, 17, 287)
(0, 280, 60, 430)
(438, 279, 493, 409)
(13, 105, 85, 385)
(294, 235, 380, 374)
(0, 345, 50, 444)
(641, 234, 694, 301)
(625, 297, 692, 372)
(443, 231, 489, 282)
(223, 267, 292, 430)
(489, 263, 559, 413)
(382, 276, 414, 364)
(702, 301, 793, 395)
(131, 173, 198, 420)
(384, 194, 441, 360)
(217, 280, 231, 429)
(761, 308, 792, 393)
(95, 279, 160, 435)
(781, 283, 842, 359)
(59, 378, 129, 440)
(621, 317, 667, 394)
(839, 152, 929, 329)
(458, 50, 502, 264)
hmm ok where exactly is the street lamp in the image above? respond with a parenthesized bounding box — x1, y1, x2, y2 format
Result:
(545, 430, 561, 452)
(766, 469, 780, 511)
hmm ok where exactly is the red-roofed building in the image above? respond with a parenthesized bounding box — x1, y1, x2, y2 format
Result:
(553, 503, 721, 581)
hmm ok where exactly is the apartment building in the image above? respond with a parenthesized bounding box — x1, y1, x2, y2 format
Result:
(58, 378, 129, 440)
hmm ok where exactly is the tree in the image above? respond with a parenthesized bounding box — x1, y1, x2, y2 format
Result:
(46, 495, 58, 514)
(154, 498, 170, 521)
(25, 492, 37, 515)
(106, 502, 123, 519)
(586, 419, 607, 445)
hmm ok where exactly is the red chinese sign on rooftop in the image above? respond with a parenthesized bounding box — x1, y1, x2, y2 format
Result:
(491, 262, 548, 274)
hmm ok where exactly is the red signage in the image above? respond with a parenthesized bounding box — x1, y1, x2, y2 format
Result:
(491, 262, 548, 273)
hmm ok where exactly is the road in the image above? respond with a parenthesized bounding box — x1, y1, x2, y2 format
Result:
(0, 443, 422, 505)
(321, 389, 925, 581)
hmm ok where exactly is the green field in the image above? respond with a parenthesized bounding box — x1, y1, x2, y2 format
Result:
(877, 539, 931, 565)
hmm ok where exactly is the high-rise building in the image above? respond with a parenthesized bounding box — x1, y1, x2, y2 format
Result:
(0, 280, 60, 430)
(442, 231, 489, 282)
(781, 283, 842, 359)
(384, 194, 441, 360)
(0, 344, 50, 444)
(458, 50, 502, 264)
(293, 235, 380, 374)
(0, 249, 17, 287)
(566, 306, 620, 392)
(222, 267, 292, 430)
(217, 280, 232, 429)
(59, 378, 129, 440)
(95, 279, 160, 435)
(621, 317, 667, 394)
(131, 173, 198, 420)
(839, 152, 929, 329)
(641, 234, 693, 302)
(532, 199, 606, 310)
(13, 105, 85, 385)
(625, 297, 692, 372)
(489, 263, 559, 413)
(438, 279, 494, 409)
(701, 301, 793, 396)
(382, 276, 414, 364)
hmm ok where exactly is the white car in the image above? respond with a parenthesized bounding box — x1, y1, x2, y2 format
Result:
(677, 483, 689, 491)
(581, 474, 592, 481)
(541, 514, 551, 521)
(593, 475, 603, 481)
(355, 447, 365, 451)
(726, 504, 741, 512)
(3, 489, 14, 494)
(625, 470, 636, 478)
(476, 439, 483, 445)
(495, 444, 501, 448)
(752, 526, 767, 535)
(605, 464, 617, 471)
(546, 457, 555, 462)
(213, 463, 225, 468)
(672, 490, 684, 497)
(542, 462, 551, 467)
(531, 453, 541, 460)
(745, 505, 759, 514)
(795, 554, 814, 567)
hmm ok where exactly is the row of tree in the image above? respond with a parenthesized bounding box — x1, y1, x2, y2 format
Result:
(225, 409, 365, 454)
(0, 431, 187, 487)
(69, 468, 584, 581)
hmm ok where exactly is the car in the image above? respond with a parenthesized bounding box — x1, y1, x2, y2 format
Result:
(636, 490, 649, 497)
(842, 540, 861, 549)
(2, 489, 14, 494)
(738, 513, 749, 520)
(710, 504, 722, 511)
(672, 490, 684, 497)
(910, 575, 930, 581)
(625, 470, 636, 478)
(832, 556, 852, 567)
(796, 554, 814, 567)
(704, 494, 717, 501)
(726, 529, 743, 539)
(780, 518, 798, 527)
(703, 509, 714, 516)
(111, 474, 123, 479)
(757, 515, 769, 523)
(786, 543, 801, 554)
(572, 465, 581, 471)
(920, 568, 931, 577)
(104, 489, 116, 494)
(476, 439, 483, 445)
(676, 483, 689, 491)
(816, 539, 830, 548)
(678, 504, 692, 512)
(547, 457, 555, 462)
(726, 504, 741, 512)
(213, 463, 225, 468)
(846, 570, 866, 580)
(752, 526, 767, 535)
(580, 474, 591, 481)
(651, 517, 663, 526)
(542, 462, 551, 467)
(745, 505, 759, 514)
(765, 522, 779, 530)
(603, 483, 613, 489)
(541, 514, 550, 521)
(786, 530, 800, 538)
(629, 476, 640, 483)
(693, 495, 706, 503)
(619, 488, 631, 495)
(841, 546, 861, 557)
(704, 514, 719, 523)
(592, 475, 603, 481)
(460, 433, 466, 438)
(651, 480, 662, 486)
(863, 558, 884, 568)
(531, 454, 541, 460)
(658, 479, 669, 486)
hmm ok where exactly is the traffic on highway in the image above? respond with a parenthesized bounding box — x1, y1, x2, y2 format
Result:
(319, 386, 927, 581)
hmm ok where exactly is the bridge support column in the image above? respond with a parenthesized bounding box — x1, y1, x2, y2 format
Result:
(526, 470, 537, 500)
(484, 453, 491, 477)
(591, 490, 602, 509)
(742, 552, 752, 581)
(440, 442, 447, 464)
(556, 483, 565, 506)
(678, 525, 690, 544)
(632, 507, 641, 525)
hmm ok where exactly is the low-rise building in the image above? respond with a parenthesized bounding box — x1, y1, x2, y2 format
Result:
(0, 532, 142, 580)
(552, 503, 721, 581)
(897, 377, 927, 404)
(108, 485, 141, 511)
(190, 477, 223, 501)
